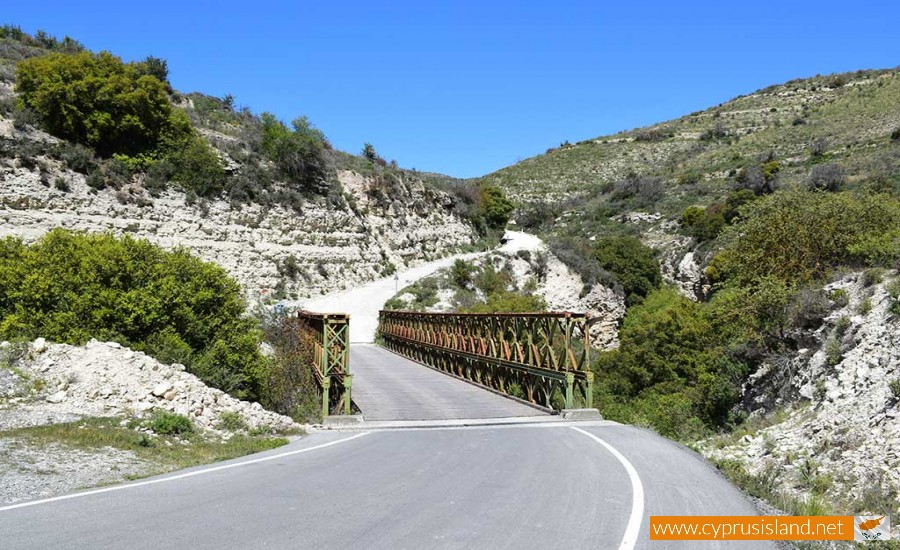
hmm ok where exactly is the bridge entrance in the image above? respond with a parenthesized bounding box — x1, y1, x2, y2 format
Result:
(298, 310, 597, 421)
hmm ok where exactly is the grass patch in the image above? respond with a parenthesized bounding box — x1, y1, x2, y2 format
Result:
(0, 417, 291, 475)
(712, 458, 833, 516)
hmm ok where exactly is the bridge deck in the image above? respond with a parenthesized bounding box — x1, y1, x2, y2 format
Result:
(350, 345, 546, 421)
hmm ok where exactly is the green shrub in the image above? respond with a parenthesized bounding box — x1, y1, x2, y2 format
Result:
(150, 410, 194, 435)
(861, 268, 885, 287)
(218, 411, 248, 432)
(857, 298, 872, 315)
(259, 113, 330, 194)
(548, 238, 619, 296)
(610, 173, 664, 207)
(833, 316, 851, 336)
(15, 51, 190, 157)
(479, 184, 515, 230)
(165, 133, 225, 196)
(824, 338, 842, 367)
(59, 143, 95, 174)
(814, 379, 828, 401)
(713, 190, 900, 285)
(889, 379, 900, 401)
(807, 163, 845, 192)
(53, 177, 69, 192)
(0, 229, 266, 400)
(681, 204, 725, 242)
(450, 259, 475, 288)
(463, 292, 546, 313)
(475, 264, 509, 296)
(827, 288, 849, 307)
(593, 236, 661, 306)
(259, 312, 322, 422)
(593, 288, 746, 436)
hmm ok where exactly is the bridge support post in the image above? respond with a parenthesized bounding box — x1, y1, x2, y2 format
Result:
(343, 375, 352, 415)
(565, 372, 575, 409)
(321, 378, 331, 419)
(585, 371, 593, 408)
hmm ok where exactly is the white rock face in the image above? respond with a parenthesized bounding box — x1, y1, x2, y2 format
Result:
(703, 271, 900, 506)
(4, 339, 299, 434)
(0, 141, 478, 303)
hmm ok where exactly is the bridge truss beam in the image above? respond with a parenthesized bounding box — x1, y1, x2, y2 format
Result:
(377, 310, 593, 411)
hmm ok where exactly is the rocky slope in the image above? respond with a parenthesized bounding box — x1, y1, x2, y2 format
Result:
(1, 338, 299, 434)
(0, 117, 478, 302)
(0, 338, 302, 505)
(702, 271, 900, 512)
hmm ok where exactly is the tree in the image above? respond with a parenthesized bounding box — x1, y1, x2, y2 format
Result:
(15, 51, 190, 157)
(259, 113, 330, 194)
(593, 236, 661, 305)
(479, 184, 514, 230)
(450, 259, 475, 288)
(713, 190, 900, 284)
(362, 143, 378, 163)
(136, 55, 170, 89)
(463, 292, 546, 313)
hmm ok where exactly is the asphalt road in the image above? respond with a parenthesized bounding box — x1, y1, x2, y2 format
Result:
(350, 345, 545, 421)
(0, 423, 774, 550)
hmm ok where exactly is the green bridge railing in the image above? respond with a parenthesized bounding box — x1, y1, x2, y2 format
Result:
(377, 310, 594, 411)
(296, 310, 352, 417)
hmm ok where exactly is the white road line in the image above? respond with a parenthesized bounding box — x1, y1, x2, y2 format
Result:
(0, 432, 370, 513)
(571, 426, 645, 550)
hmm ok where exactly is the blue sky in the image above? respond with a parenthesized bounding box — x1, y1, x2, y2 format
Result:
(5, 1, 898, 178)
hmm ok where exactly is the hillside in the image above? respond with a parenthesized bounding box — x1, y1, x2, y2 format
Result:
(0, 28, 509, 302)
(484, 67, 900, 206)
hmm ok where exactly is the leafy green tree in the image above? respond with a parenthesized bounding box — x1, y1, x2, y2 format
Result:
(593, 236, 661, 305)
(136, 55, 170, 88)
(362, 142, 378, 162)
(594, 288, 745, 438)
(165, 132, 226, 196)
(681, 205, 725, 242)
(475, 264, 509, 296)
(479, 184, 515, 230)
(15, 51, 190, 157)
(259, 112, 330, 193)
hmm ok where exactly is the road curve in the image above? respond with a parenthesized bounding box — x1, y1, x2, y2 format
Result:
(0, 424, 774, 549)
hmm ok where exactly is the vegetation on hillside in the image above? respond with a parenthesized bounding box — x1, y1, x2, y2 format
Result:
(484, 67, 900, 210)
(16, 51, 190, 157)
(591, 188, 900, 440)
(0, 230, 318, 420)
(0, 25, 513, 237)
(481, 66, 900, 442)
(385, 255, 546, 313)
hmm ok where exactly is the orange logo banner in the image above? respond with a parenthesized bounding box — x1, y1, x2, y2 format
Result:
(650, 516, 856, 541)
